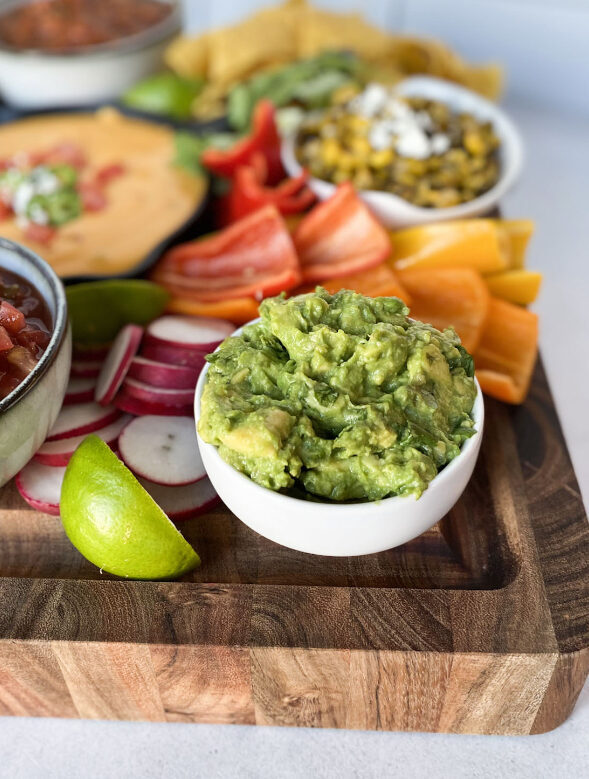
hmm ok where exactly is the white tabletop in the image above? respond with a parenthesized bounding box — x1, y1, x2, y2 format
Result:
(1, 100, 587, 779)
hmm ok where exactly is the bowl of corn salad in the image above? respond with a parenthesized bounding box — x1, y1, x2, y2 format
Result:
(282, 76, 523, 228)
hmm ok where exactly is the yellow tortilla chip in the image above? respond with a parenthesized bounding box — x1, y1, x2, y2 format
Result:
(164, 34, 209, 79)
(296, 7, 392, 61)
(207, 6, 298, 86)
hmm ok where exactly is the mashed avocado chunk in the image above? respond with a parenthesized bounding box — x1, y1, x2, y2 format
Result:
(199, 288, 476, 502)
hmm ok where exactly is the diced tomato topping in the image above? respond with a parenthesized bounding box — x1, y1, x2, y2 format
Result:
(154, 205, 301, 302)
(95, 163, 126, 186)
(293, 183, 392, 282)
(0, 300, 26, 334)
(202, 100, 284, 183)
(0, 200, 12, 220)
(0, 325, 13, 351)
(78, 182, 107, 211)
(23, 223, 57, 245)
(42, 142, 87, 170)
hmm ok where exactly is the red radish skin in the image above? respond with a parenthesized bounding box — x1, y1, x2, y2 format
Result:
(122, 377, 194, 408)
(15, 462, 66, 515)
(34, 414, 131, 466)
(70, 360, 103, 378)
(94, 324, 143, 406)
(145, 315, 234, 353)
(47, 402, 120, 441)
(113, 388, 192, 417)
(141, 342, 206, 370)
(64, 376, 97, 405)
(128, 357, 199, 390)
(118, 415, 205, 486)
(138, 476, 219, 521)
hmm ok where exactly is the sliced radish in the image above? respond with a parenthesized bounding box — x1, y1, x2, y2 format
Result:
(118, 415, 205, 486)
(15, 462, 66, 515)
(113, 388, 193, 417)
(122, 377, 194, 408)
(128, 357, 199, 390)
(145, 315, 234, 352)
(73, 344, 110, 362)
(34, 414, 131, 466)
(70, 360, 103, 378)
(141, 342, 206, 371)
(138, 476, 219, 521)
(64, 376, 96, 405)
(94, 323, 143, 406)
(47, 402, 120, 441)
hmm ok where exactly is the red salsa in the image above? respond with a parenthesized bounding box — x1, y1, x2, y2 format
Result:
(0, 268, 52, 400)
(0, 0, 172, 53)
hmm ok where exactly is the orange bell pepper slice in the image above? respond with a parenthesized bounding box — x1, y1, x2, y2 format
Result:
(474, 297, 538, 404)
(391, 220, 510, 274)
(166, 296, 259, 325)
(320, 262, 411, 303)
(396, 267, 490, 353)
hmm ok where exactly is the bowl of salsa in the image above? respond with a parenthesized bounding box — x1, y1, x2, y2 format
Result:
(0, 0, 181, 109)
(0, 238, 70, 486)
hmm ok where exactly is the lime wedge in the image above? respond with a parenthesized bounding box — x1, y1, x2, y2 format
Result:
(66, 280, 169, 346)
(60, 435, 200, 580)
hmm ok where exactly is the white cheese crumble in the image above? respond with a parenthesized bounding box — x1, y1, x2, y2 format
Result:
(351, 84, 451, 159)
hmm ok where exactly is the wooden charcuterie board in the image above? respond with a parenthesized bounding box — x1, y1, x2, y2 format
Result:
(0, 360, 587, 734)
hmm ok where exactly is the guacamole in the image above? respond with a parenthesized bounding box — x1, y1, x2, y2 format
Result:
(199, 288, 477, 502)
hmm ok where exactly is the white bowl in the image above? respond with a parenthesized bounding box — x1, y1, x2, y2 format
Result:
(0, 238, 71, 487)
(281, 75, 524, 229)
(194, 324, 485, 557)
(0, 0, 181, 110)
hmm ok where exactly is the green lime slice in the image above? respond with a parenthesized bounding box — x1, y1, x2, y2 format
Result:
(66, 280, 169, 346)
(60, 435, 200, 580)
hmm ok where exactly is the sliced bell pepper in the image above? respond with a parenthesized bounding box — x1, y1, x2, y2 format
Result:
(222, 152, 315, 224)
(493, 219, 535, 269)
(153, 205, 301, 303)
(201, 99, 284, 183)
(320, 262, 411, 303)
(391, 220, 510, 274)
(167, 295, 259, 325)
(397, 267, 490, 353)
(485, 269, 542, 305)
(293, 183, 391, 283)
(474, 297, 538, 404)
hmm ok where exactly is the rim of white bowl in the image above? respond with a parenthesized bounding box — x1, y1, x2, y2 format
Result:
(281, 75, 524, 226)
(194, 319, 485, 513)
(0, 237, 68, 414)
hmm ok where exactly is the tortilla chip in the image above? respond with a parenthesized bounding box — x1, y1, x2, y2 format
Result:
(207, 6, 298, 86)
(297, 8, 391, 62)
(165, 34, 209, 79)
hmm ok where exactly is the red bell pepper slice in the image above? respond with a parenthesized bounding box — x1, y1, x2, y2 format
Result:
(154, 205, 301, 302)
(201, 99, 284, 183)
(224, 153, 316, 224)
(293, 183, 391, 282)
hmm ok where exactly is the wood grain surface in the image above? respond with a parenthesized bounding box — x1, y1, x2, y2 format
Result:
(0, 360, 587, 733)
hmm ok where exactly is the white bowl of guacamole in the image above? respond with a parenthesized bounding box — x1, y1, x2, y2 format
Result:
(195, 288, 484, 556)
